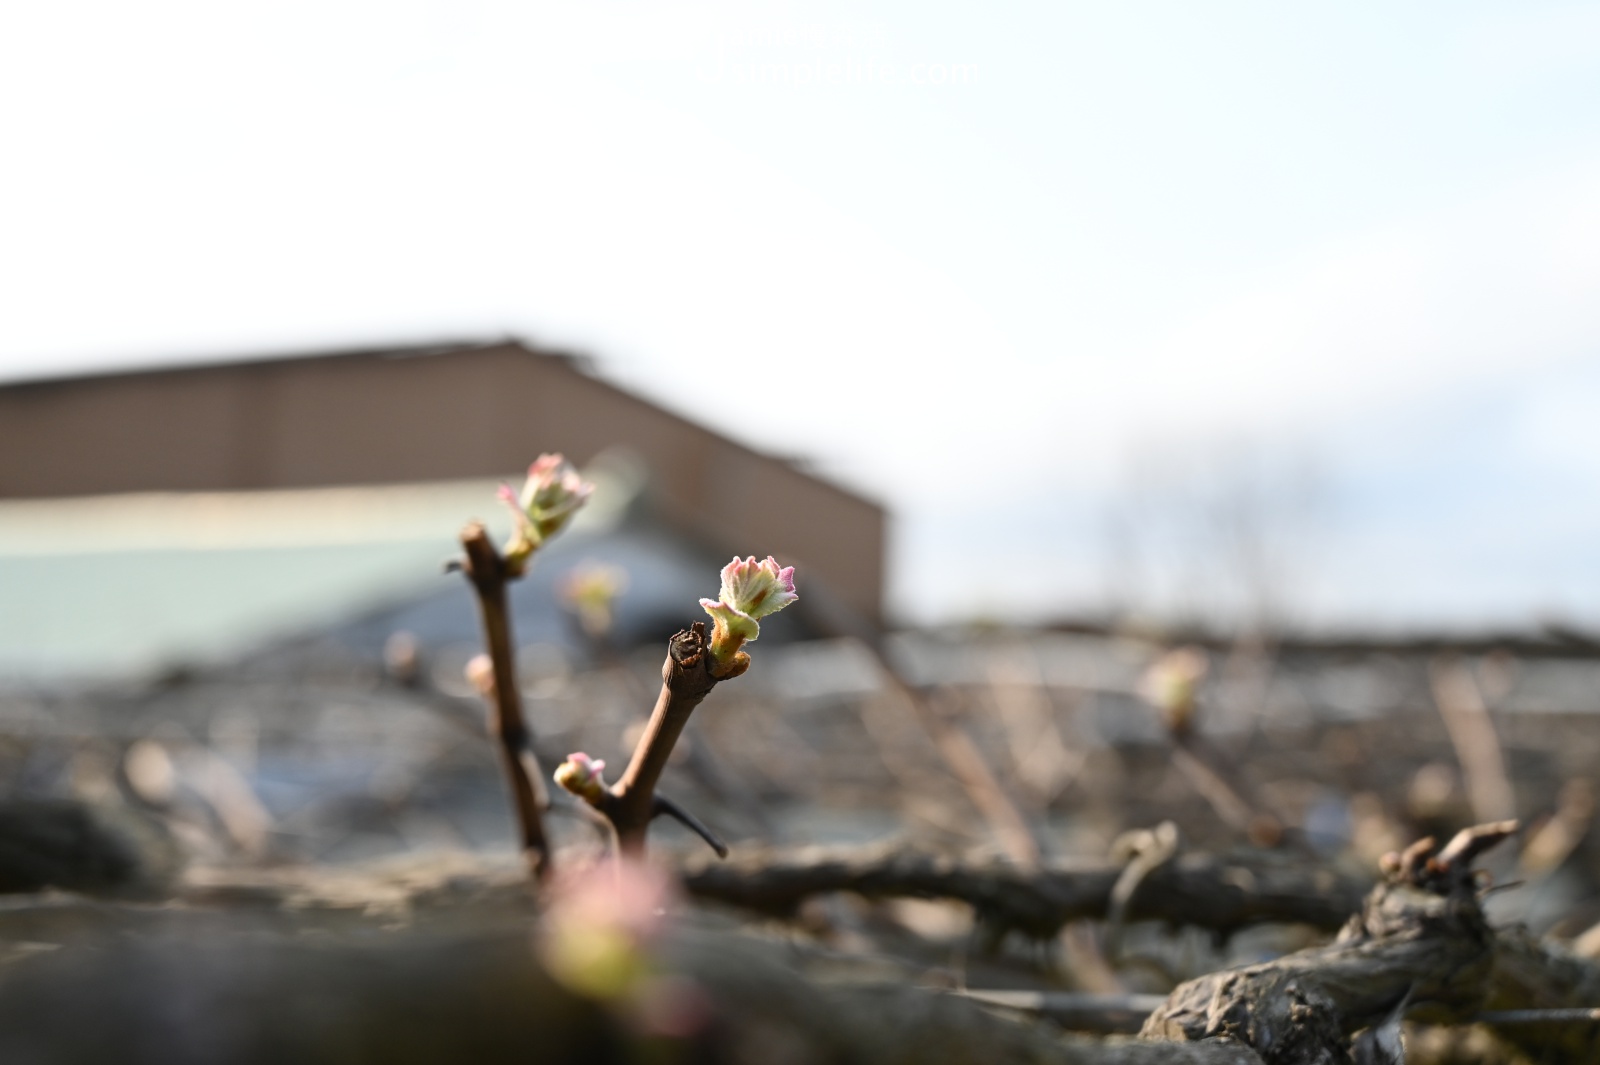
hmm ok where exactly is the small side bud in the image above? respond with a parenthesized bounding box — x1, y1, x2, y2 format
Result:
(710, 650, 750, 680)
(465, 653, 496, 699)
(554, 752, 610, 805)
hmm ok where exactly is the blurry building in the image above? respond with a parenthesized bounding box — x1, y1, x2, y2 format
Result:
(0, 339, 884, 679)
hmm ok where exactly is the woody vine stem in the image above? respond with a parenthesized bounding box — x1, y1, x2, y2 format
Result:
(554, 554, 798, 858)
(456, 454, 799, 876)
(458, 521, 553, 879)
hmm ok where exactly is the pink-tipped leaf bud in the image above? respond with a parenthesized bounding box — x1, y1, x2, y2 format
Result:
(499, 453, 595, 567)
(699, 555, 797, 670)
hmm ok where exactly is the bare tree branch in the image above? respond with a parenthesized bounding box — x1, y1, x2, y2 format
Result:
(458, 522, 550, 880)
(680, 841, 1372, 938)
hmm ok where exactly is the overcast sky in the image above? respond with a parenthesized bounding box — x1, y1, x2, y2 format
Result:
(3, 2, 1599, 628)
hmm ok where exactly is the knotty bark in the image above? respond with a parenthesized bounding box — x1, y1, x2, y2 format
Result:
(1141, 822, 1600, 1064)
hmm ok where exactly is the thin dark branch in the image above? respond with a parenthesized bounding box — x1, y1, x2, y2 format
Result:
(1476, 1007, 1600, 1024)
(653, 793, 729, 858)
(458, 521, 550, 880)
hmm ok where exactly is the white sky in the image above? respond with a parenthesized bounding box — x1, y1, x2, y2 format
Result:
(3, 1, 1599, 628)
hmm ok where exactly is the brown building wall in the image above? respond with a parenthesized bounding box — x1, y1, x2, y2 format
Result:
(0, 342, 885, 619)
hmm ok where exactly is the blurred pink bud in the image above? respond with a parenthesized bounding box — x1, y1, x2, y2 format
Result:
(699, 556, 797, 669)
(538, 859, 676, 1002)
(499, 453, 594, 562)
(554, 751, 609, 804)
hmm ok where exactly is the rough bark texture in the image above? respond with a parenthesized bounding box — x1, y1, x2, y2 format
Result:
(1141, 822, 1600, 1064)
(683, 842, 1372, 938)
(1481, 928, 1600, 1060)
